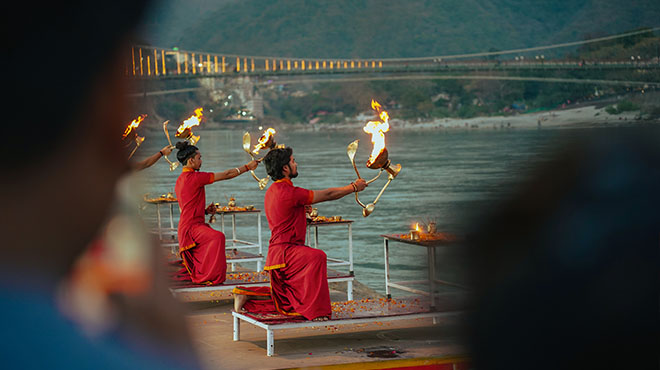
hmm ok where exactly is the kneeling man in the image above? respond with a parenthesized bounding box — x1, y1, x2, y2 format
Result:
(233, 147, 366, 321)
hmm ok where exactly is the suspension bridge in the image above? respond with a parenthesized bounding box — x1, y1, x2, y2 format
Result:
(126, 27, 660, 96)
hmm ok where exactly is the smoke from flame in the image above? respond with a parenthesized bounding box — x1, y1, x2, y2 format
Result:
(177, 108, 203, 134)
(123, 115, 146, 139)
(364, 100, 389, 166)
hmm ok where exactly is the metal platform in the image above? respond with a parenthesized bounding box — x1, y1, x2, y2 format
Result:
(170, 268, 354, 296)
(167, 248, 265, 274)
(232, 295, 466, 356)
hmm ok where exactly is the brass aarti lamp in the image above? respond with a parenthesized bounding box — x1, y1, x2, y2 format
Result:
(123, 114, 146, 160)
(347, 100, 401, 217)
(161, 120, 179, 171)
(127, 135, 145, 160)
(242, 128, 279, 190)
(175, 107, 203, 146)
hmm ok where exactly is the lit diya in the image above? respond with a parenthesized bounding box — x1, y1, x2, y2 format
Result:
(161, 120, 179, 171)
(346, 100, 401, 217)
(123, 114, 146, 159)
(175, 107, 203, 145)
(401, 222, 458, 243)
(242, 127, 280, 190)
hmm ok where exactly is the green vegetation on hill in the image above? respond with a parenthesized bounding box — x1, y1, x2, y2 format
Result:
(165, 0, 659, 59)
(138, 0, 660, 124)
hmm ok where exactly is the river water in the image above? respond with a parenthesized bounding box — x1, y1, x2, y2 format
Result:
(135, 126, 568, 295)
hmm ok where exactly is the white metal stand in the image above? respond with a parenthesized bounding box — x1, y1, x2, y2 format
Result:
(306, 220, 354, 301)
(144, 200, 179, 254)
(382, 234, 467, 310)
(212, 209, 263, 271)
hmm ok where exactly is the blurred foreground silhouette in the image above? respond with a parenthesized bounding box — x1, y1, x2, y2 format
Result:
(2, 2, 202, 369)
(467, 127, 659, 370)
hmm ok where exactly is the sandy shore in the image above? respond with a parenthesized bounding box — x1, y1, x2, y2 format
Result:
(292, 105, 658, 131)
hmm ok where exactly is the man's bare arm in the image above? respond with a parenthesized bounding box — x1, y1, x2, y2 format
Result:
(131, 145, 172, 171)
(212, 160, 258, 182)
(312, 178, 367, 204)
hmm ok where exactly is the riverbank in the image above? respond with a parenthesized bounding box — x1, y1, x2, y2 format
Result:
(286, 104, 658, 132)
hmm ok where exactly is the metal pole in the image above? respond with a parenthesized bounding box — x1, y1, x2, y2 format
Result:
(314, 226, 319, 248)
(384, 238, 391, 299)
(429, 246, 436, 311)
(156, 203, 162, 240)
(348, 223, 354, 275)
(233, 315, 240, 341)
(232, 214, 237, 248)
(169, 203, 174, 229)
(267, 329, 274, 357)
(257, 212, 263, 271)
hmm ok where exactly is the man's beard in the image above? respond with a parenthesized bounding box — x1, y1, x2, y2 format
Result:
(290, 170, 298, 178)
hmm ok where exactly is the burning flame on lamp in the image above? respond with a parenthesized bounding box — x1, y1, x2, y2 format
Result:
(252, 128, 277, 155)
(409, 223, 421, 240)
(176, 108, 203, 145)
(364, 100, 390, 168)
(345, 99, 401, 217)
(123, 114, 146, 139)
(124, 114, 146, 159)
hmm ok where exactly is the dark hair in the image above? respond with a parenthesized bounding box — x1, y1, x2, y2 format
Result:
(264, 147, 293, 181)
(176, 141, 198, 164)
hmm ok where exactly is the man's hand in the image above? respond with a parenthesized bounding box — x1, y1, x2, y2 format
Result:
(354, 178, 367, 192)
(205, 203, 216, 215)
(160, 145, 173, 156)
(246, 160, 258, 171)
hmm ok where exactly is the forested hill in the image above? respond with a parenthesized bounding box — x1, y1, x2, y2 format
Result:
(140, 0, 660, 58)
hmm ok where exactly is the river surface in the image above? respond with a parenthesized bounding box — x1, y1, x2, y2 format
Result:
(135, 126, 570, 295)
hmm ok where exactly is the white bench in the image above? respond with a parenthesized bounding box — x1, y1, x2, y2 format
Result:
(231, 295, 466, 356)
(170, 268, 355, 301)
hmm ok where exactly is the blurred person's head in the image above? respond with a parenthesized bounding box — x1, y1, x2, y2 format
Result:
(466, 128, 659, 370)
(264, 147, 296, 180)
(3, 1, 152, 285)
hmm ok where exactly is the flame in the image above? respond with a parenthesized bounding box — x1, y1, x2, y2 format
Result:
(414, 223, 420, 232)
(123, 114, 146, 139)
(177, 108, 203, 135)
(363, 100, 389, 166)
(252, 128, 276, 154)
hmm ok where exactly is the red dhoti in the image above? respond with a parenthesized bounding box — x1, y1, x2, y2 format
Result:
(176, 168, 227, 285)
(180, 224, 226, 285)
(235, 245, 331, 320)
(235, 178, 330, 320)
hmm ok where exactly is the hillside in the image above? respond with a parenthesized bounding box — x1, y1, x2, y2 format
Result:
(140, 0, 660, 58)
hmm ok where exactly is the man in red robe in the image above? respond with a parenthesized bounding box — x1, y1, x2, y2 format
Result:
(233, 147, 367, 320)
(175, 141, 258, 285)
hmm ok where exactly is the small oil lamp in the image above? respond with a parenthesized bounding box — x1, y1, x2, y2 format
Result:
(209, 202, 220, 223)
(409, 223, 421, 241)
